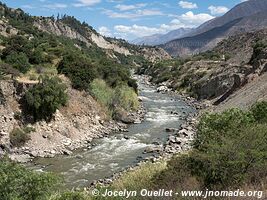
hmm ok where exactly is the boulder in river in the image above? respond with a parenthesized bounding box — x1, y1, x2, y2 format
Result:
(143, 146, 162, 154)
(166, 128, 178, 132)
(156, 86, 170, 93)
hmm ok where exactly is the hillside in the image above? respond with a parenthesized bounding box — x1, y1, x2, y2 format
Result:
(139, 28, 267, 108)
(162, 0, 267, 57)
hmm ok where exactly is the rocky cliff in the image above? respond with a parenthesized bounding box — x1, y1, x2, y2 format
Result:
(34, 18, 132, 56)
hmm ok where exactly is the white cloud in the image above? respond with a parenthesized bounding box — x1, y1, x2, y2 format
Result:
(115, 3, 146, 11)
(73, 0, 101, 7)
(114, 24, 161, 38)
(113, 11, 214, 39)
(179, 11, 214, 26)
(103, 9, 164, 19)
(208, 5, 229, 15)
(114, 21, 184, 38)
(43, 3, 68, 9)
(99, 26, 112, 37)
(178, 1, 198, 9)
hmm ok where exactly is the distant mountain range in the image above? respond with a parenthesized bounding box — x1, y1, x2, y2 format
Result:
(160, 0, 267, 57)
(131, 28, 192, 46)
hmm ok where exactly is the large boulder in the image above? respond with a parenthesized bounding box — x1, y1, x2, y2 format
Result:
(113, 108, 135, 124)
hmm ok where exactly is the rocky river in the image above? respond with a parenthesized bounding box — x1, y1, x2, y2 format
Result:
(26, 76, 196, 189)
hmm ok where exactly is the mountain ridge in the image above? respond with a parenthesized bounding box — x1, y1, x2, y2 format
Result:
(162, 0, 267, 57)
(132, 28, 192, 46)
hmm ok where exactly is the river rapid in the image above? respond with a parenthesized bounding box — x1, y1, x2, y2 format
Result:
(26, 77, 195, 189)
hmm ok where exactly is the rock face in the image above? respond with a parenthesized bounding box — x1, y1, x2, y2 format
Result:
(34, 19, 131, 56)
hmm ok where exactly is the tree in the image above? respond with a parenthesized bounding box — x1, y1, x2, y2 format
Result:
(57, 54, 98, 90)
(29, 48, 45, 64)
(5, 52, 31, 73)
(25, 76, 68, 121)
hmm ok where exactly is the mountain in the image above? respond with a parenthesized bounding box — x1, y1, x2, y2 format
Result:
(132, 28, 192, 46)
(162, 0, 267, 57)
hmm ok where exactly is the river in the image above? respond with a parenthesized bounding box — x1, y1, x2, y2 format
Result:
(26, 77, 195, 189)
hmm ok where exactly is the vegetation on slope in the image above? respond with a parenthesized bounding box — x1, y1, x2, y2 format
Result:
(137, 51, 227, 98)
(0, 2, 140, 121)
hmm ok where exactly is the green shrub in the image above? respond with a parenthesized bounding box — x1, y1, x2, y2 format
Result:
(0, 158, 61, 200)
(154, 103, 267, 190)
(29, 48, 45, 64)
(25, 76, 68, 121)
(90, 79, 139, 118)
(251, 101, 267, 123)
(57, 54, 98, 90)
(5, 52, 31, 73)
(113, 85, 139, 112)
(194, 108, 255, 151)
(0, 63, 20, 78)
(188, 123, 267, 188)
(90, 79, 113, 109)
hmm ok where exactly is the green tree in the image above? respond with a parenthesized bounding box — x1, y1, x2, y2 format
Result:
(25, 76, 68, 121)
(251, 101, 267, 123)
(57, 54, 98, 90)
(29, 48, 45, 64)
(5, 52, 31, 73)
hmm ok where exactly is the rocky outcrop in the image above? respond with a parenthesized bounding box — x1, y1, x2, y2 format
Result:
(0, 19, 18, 38)
(34, 19, 91, 46)
(34, 19, 131, 56)
(141, 47, 171, 62)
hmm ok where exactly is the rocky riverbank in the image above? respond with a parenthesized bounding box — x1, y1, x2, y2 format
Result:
(0, 79, 146, 163)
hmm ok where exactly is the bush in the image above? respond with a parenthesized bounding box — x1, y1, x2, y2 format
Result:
(188, 123, 267, 188)
(29, 48, 45, 64)
(113, 85, 139, 112)
(194, 108, 255, 151)
(0, 159, 61, 200)
(0, 63, 20, 78)
(90, 79, 139, 117)
(89, 79, 113, 109)
(251, 101, 267, 123)
(25, 76, 68, 121)
(9, 128, 31, 147)
(5, 52, 31, 73)
(154, 102, 267, 191)
(58, 54, 98, 90)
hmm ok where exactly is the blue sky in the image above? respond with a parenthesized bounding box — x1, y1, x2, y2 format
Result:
(2, 0, 246, 40)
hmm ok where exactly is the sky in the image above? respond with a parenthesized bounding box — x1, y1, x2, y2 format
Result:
(2, 0, 247, 41)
